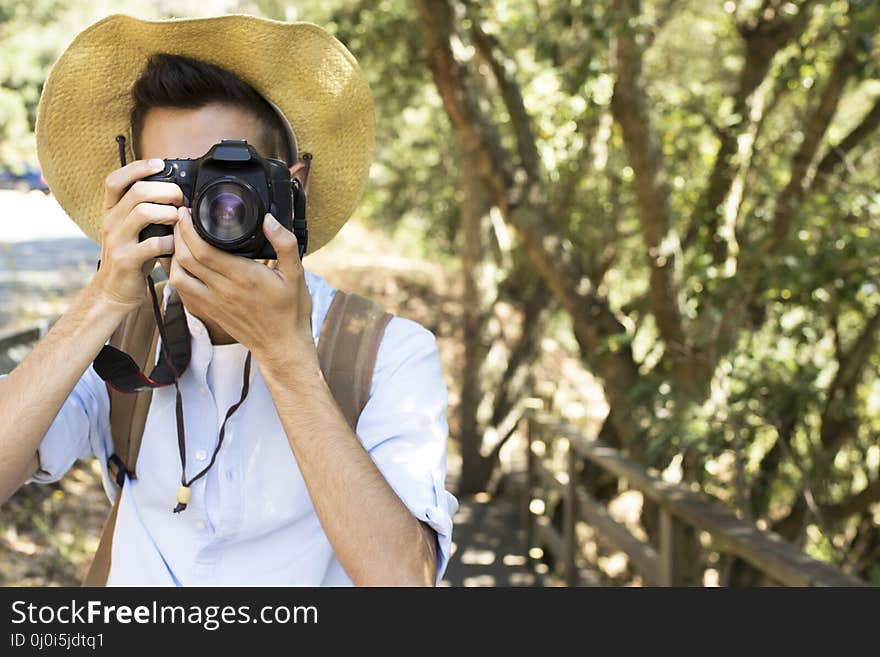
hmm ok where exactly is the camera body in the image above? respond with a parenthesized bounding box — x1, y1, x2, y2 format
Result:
(139, 139, 306, 259)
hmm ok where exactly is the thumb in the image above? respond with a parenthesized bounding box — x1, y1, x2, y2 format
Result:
(262, 212, 301, 276)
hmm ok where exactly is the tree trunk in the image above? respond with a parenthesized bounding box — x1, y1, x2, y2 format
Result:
(458, 147, 491, 494)
(417, 0, 647, 446)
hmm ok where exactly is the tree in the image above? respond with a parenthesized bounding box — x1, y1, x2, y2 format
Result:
(416, 0, 880, 581)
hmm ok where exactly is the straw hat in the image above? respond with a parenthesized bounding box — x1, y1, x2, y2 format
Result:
(35, 14, 375, 255)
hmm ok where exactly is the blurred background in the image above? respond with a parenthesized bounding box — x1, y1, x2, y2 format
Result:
(1, 0, 878, 586)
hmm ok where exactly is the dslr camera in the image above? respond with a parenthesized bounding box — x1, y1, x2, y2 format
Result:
(139, 139, 307, 259)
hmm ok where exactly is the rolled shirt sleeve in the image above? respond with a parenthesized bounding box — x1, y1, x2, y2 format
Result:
(355, 316, 459, 586)
(0, 363, 111, 487)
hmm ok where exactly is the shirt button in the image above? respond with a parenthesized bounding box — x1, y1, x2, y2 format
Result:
(192, 325, 204, 336)
(195, 449, 207, 461)
(199, 385, 209, 396)
(195, 520, 206, 531)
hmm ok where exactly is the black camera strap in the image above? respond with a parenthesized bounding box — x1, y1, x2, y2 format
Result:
(292, 152, 312, 260)
(92, 274, 253, 513)
(93, 279, 192, 392)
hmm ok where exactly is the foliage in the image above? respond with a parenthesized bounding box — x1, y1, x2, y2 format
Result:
(406, 0, 880, 581)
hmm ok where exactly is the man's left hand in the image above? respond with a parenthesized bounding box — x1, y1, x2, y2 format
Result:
(169, 206, 314, 369)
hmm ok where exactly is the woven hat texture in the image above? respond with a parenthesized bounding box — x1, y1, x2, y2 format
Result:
(35, 13, 375, 254)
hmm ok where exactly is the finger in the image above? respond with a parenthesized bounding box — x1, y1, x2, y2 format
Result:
(173, 209, 227, 289)
(134, 234, 175, 262)
(261, 213, 301, 278)
(177, 206, 243, 273)
(103, 158, 167, 210)
(168, 251, 209, 298)
(124, 202, 180, 242)
(117, 180, 184, 219)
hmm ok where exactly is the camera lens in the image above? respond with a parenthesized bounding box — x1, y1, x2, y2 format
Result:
(196, 181, 260, 243)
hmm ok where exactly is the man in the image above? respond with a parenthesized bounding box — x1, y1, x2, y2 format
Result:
(0, 14, 457, 586)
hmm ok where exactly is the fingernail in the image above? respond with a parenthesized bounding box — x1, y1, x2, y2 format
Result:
(264, 213, 279, 230)
(149, 158, 165, 170)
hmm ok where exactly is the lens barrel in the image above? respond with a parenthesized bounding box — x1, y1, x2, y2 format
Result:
(194, 179, 262, 245)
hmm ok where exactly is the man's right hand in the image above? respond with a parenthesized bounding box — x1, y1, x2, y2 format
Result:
(92, 158, 183, 313)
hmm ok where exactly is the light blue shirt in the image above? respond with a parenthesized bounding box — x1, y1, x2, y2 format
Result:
(10, 268, 458, 585)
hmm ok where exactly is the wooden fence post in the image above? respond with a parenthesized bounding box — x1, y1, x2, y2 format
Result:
(520, 415, 533, 560)
(564, 439, 578, 586)
(659, 510, 698, 586)
(659, 510, 677, 586)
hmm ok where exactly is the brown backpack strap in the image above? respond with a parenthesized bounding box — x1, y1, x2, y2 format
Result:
(82, 485, 122, 586)
(106, 280, 165, 486)
(317, 290, 393, 431)
(82, 280, 164, 587)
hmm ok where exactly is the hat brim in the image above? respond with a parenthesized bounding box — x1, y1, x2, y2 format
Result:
(36, 13, 375, 254)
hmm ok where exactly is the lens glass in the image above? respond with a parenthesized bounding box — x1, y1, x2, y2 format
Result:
(196, 182, 259, 243)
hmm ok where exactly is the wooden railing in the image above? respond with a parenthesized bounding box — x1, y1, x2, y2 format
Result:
(518, 411, 866, 587)
(0, 320, 57, 375)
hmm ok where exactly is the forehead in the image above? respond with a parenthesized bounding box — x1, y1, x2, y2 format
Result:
(138, 103, 270, 160)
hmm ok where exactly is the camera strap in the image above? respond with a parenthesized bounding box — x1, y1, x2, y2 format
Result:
(93, 274, 254, 513)
(93, 275, 195, 511)
(292, 152, 312, 260)
(96, 137, 193, 392)
(93, 277, 191, 392)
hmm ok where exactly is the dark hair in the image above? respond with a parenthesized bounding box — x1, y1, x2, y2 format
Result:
(130, 53, 296, 164)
